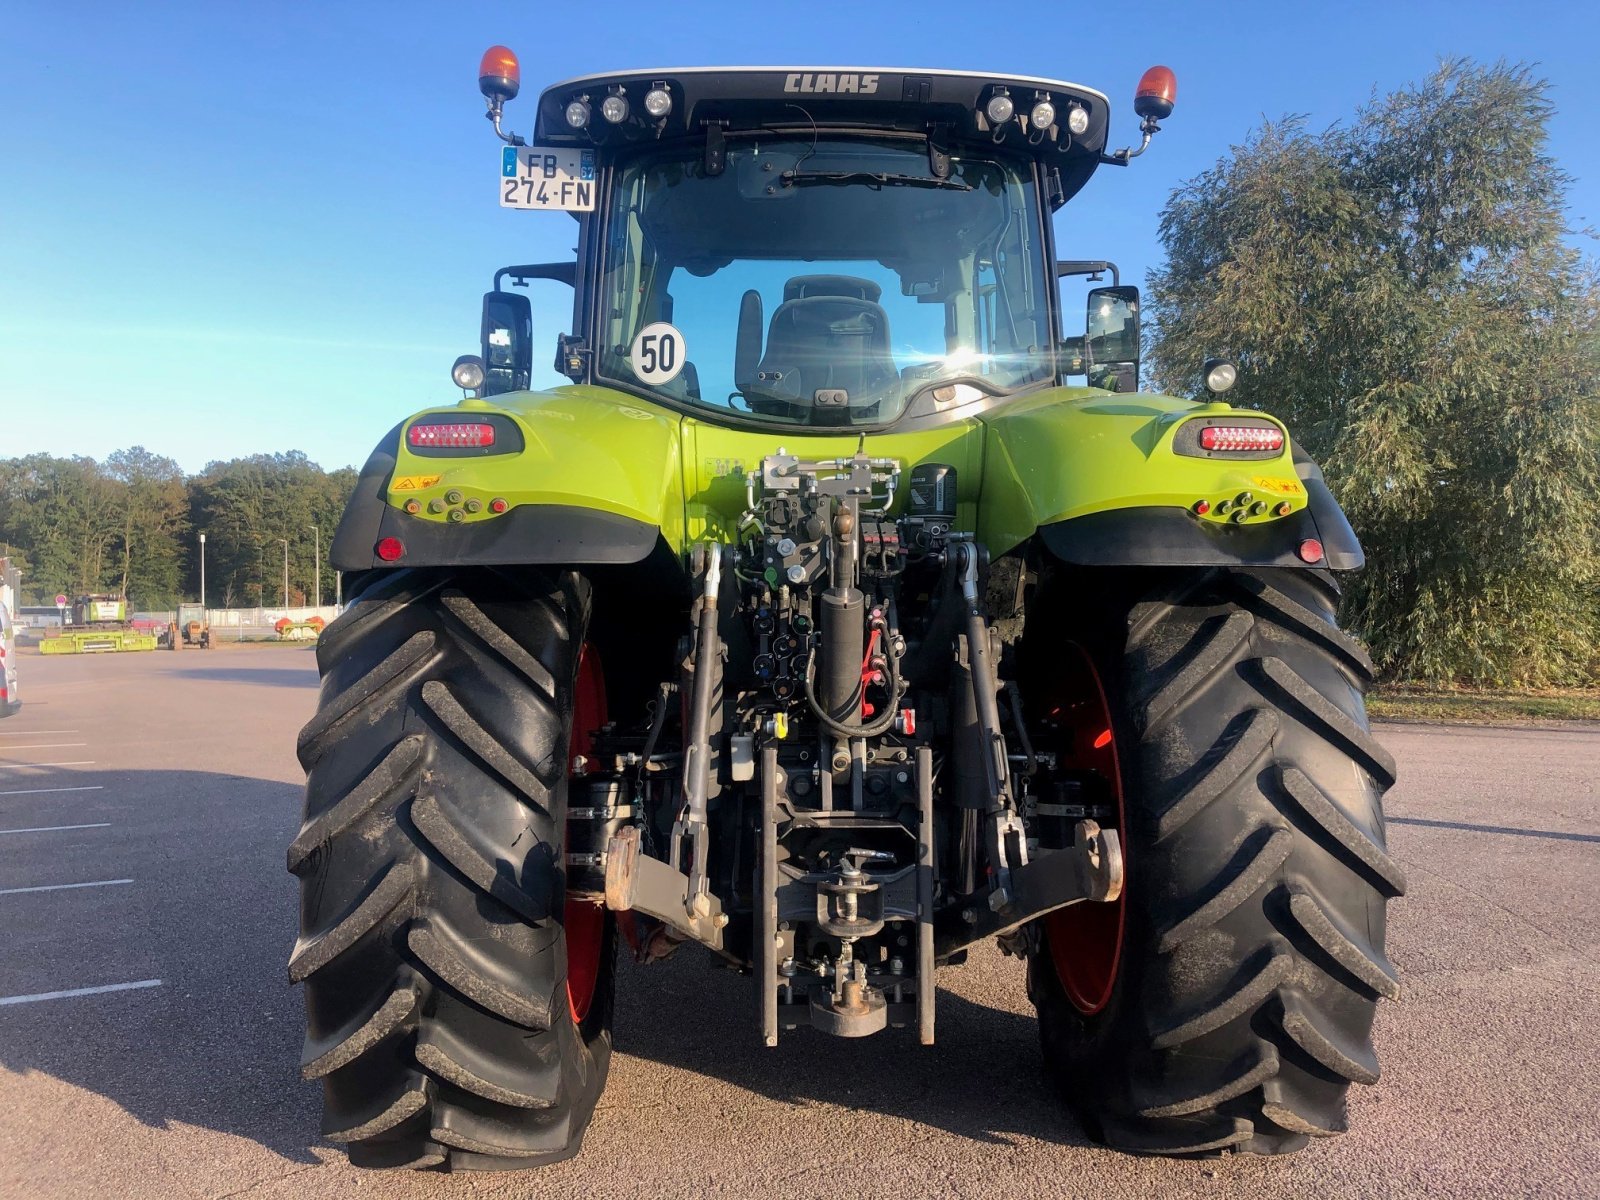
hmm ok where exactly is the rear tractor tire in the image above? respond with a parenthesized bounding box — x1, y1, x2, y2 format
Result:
(288, 566, 615, 1171)
(1027, 567, 1404, 1155)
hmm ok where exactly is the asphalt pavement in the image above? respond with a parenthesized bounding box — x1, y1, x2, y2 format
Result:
(0, 645, 1594, 1199)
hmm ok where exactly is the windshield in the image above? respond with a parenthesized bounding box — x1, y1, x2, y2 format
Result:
(596, 136, 1053, 426)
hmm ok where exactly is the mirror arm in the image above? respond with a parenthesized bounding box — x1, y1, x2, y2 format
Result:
(495, 262, 577, 290)
(1102, 115, 1162, 165)
(1058, 260, 1120, 287)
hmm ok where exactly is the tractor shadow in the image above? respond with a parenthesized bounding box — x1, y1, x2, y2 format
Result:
(612, 943, 1094, 1149)
(0, 772, 322, 1166)
(162, 665, 320, 689)
(0, 765, 1086, 1169)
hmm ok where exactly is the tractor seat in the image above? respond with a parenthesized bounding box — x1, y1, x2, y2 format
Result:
(748, 295, 898, 418)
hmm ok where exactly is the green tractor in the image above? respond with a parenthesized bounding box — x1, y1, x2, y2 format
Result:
(290, 53, 1401, 1171)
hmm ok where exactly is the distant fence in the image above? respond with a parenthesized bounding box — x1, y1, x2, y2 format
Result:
(132, 606, 343, 642)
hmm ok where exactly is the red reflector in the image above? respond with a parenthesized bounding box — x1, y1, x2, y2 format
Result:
(1199, 425, 1285, 453)
(1298, 539, 1325, 564)
(408, 422, 496, 449)
(375, 537, 406, 562)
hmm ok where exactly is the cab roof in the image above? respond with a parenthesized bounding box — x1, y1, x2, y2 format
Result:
(532, 67, 1113, 201)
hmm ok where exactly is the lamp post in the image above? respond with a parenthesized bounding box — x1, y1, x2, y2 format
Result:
(278, 538, 290, 607)
(198, 532, 207, 608)
(308, 525, 320, 609)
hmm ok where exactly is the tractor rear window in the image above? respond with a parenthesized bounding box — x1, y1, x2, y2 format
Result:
(596, 136, 1053, 426)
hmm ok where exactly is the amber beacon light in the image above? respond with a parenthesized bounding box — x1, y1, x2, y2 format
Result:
(478, 45, 521, 102)
(1133, 66, 1177, 120)
(479, 45, 525, 145)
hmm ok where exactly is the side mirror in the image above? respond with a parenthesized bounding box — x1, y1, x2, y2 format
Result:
(1086, 285, 1140, 390)
(481, 290, 532, 395)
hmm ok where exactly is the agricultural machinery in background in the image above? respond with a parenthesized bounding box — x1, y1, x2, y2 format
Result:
(40, 594, 158, 655)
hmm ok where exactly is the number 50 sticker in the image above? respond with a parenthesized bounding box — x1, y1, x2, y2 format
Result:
(630, 322, 686, 385)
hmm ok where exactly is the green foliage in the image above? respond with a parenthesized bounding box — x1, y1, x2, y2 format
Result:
(0, 448, 354, 610)
(1148, 60, 1600, 686)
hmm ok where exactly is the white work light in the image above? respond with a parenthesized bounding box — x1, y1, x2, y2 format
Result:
(644, 86, 672, 118)
(451, 355, 486, 391)
(1203, 358, 1239, 394)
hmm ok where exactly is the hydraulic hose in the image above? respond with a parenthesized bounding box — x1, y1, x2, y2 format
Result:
(804, 636, 902, 739)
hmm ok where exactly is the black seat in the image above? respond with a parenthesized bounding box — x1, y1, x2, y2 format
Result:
(747, 295, 898, 419)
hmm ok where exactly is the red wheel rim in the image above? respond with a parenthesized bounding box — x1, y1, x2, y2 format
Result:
(565, 642, 608, 1024)
(1043, 644, 1127, 1015)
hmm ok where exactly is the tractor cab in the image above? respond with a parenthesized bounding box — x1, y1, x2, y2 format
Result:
(465, 63, 1177, 427)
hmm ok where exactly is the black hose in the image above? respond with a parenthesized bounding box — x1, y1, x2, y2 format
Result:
(804, 641, 902, 739)
(1004, 682, 1037, 777)
(638, 679, 674, 764)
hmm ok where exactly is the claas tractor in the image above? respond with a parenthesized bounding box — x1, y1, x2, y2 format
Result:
(289, 54, 1401, 1172)
(168, 603, 211, 649)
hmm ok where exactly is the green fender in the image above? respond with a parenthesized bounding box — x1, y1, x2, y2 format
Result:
(330, 387, 686, 571)
(977, 387, 1363, 569)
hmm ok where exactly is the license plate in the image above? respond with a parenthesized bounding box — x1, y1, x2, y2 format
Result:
(500, 146, 597, 211)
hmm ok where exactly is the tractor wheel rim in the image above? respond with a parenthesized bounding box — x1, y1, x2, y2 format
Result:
(1043, 643, 1127, 1016)
(565, 642, 608, 1025)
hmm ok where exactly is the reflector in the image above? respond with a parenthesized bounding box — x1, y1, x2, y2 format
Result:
(375, 537, 405, 562)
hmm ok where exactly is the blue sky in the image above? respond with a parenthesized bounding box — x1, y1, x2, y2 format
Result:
(3, 0, 1595, 474)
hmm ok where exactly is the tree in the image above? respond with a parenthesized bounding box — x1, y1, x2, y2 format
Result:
(187, 451, 352, 607)
(0, 447, 356, 609)
(105, 447, 188, 608)
(1147, 60, 1600, 686)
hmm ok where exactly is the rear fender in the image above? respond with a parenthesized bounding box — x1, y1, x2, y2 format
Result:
(979, 388, 1363, 570)
(329, 388, 687, 571)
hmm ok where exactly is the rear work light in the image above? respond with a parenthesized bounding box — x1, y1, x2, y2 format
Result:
(1199, 426, 1285, 453)
(409, 422, 496, 449)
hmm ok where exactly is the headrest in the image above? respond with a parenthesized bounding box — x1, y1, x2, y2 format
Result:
(782, 274, 883, 303)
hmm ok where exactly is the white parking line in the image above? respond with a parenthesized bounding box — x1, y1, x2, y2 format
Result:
(0, 823, 111, 835)
(0, 761, 95, 770)
(0, 979, 162, 1006)
(0, 786, 103, 797)
(0, 878, 132, 895)
(0, 744, 89, 751)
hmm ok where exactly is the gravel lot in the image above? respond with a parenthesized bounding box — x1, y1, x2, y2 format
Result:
(0, 645, 1594, 1199)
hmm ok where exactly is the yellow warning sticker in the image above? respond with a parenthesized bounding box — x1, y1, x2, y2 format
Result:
(391, 474, 442, 492)
(1253, 475, 1305, 496)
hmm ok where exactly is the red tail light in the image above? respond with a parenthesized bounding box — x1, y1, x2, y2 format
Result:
(409, 422, 496, 449)
(1199, 426, 1284, 453)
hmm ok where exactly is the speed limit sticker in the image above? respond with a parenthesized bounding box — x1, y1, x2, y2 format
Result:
(630, 322, 686, 385)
